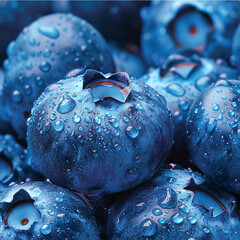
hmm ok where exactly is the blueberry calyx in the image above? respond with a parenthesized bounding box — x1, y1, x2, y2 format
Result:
(160, 54, 201, 78)
(184, 178, 235, 217)
(83, 69, 132, 103)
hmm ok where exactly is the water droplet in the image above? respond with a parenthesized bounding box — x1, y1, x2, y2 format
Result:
(203, 227, 210, 234)
(230, 121, 237, 129)
(172, 213, 184, 224)
(166, 83, 185, 97)
(158, 218, 166, 224)
(38, 26, 59, 38)
(179, 101, 189, 111)
(212, 104, 219, 111)
(84, 116, 92, 123)
(232, 102, 237, 108)
(179, 204, 189, 214)
(94, 116, 101, 125)
(141, 219, 157, 237)
(72, 114, 81, 123)
(54, 121, 64, 132)
(188, 216, 197, 224)
(123, 116, 129, 123)
(57, 95, 76, 114)
(40, 224, 52, 235)
(50, 113, 56, 121)
(152, 208, 162, 216)
(39, 61, 51, 72)
(135, 103, 143, 110)
(156, 187, 177, 209)
(47, 210, 55, 216)
(125, 126, 139, 138)
(43, 122, 51, 133)
(11, 90, 22, 103)
(109, 118, 119, 128)
(55, 197, 63, 203)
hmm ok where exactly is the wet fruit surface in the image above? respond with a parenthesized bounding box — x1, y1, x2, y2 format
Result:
(27, 69, 173, 200)
(1, 13, 115, 139)
(107, 168, 240, 240)
(187, 80, 240, 194)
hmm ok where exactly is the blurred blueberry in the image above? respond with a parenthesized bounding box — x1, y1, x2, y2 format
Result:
(231, 24, 240, 73)
(141, 0, 240, 66)
(52, 0, 149, 45)
(0, 134, 43, 192)
(0, 0, 51, 64)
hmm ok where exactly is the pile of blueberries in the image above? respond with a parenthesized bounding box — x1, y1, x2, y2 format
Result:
(1, 1, 240, 239)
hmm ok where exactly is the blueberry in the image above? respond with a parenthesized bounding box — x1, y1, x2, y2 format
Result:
(0, 134, 43, 192)
(0, 69, 15, 135)
(0, 181, 100, 239)
(231, 24, 240, 72)
(110, 44, 147, 78)
(140, 53, 238, 161)
(52, 1, 148, 44)
(0, 1, 51, 64)
(1, 13, 116, 139)
(141, 0, 240, 66)
(107, 168, 240, 239)
(27, 69, 173, 200)
(187, 79, 240, 194)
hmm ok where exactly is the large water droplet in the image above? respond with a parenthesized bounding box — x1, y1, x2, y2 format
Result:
(156, 187, 177, 209)
(84, 116, 92, 123)
(212, 104, 219, 111)
(57, 95, 76, 114)
(39, 61, 51, 72)
(179, 204, 189, 214)
(141, 219, 157, 237)
(109, 118, 119, 128)
(94, 116, 101, 125)
(72, 114, 81, 123)
(125, 126, 139, 138)
(40, 224, 52, 235)
(54, 121, 64, 132)
(203, 227, 210, 234)
(179, 101, 189, 111)
(152, 208, 162, 216)
(188, 216, 197, 224)
(38, 26, 59, 38)
(172, 213, 184, 224)
(166, 83, 185, 97)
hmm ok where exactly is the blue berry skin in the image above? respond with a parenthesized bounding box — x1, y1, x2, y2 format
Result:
(140, 53, 238, 155)
(187, 79, 240, 195)
(107, 168, 240, 240)
(0, 1, 51, 64)
(1, 13, 115, 139)
(0, 134, 43, 192)
(141, 0, 240, 66)
(232, 24, 240, 72)
(0, 69, 15, 135)
(0, 181, 100, 240)
(27, 69, 173, 200)
(52, 1, 148, 44)
(110, 44, 147, 78)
